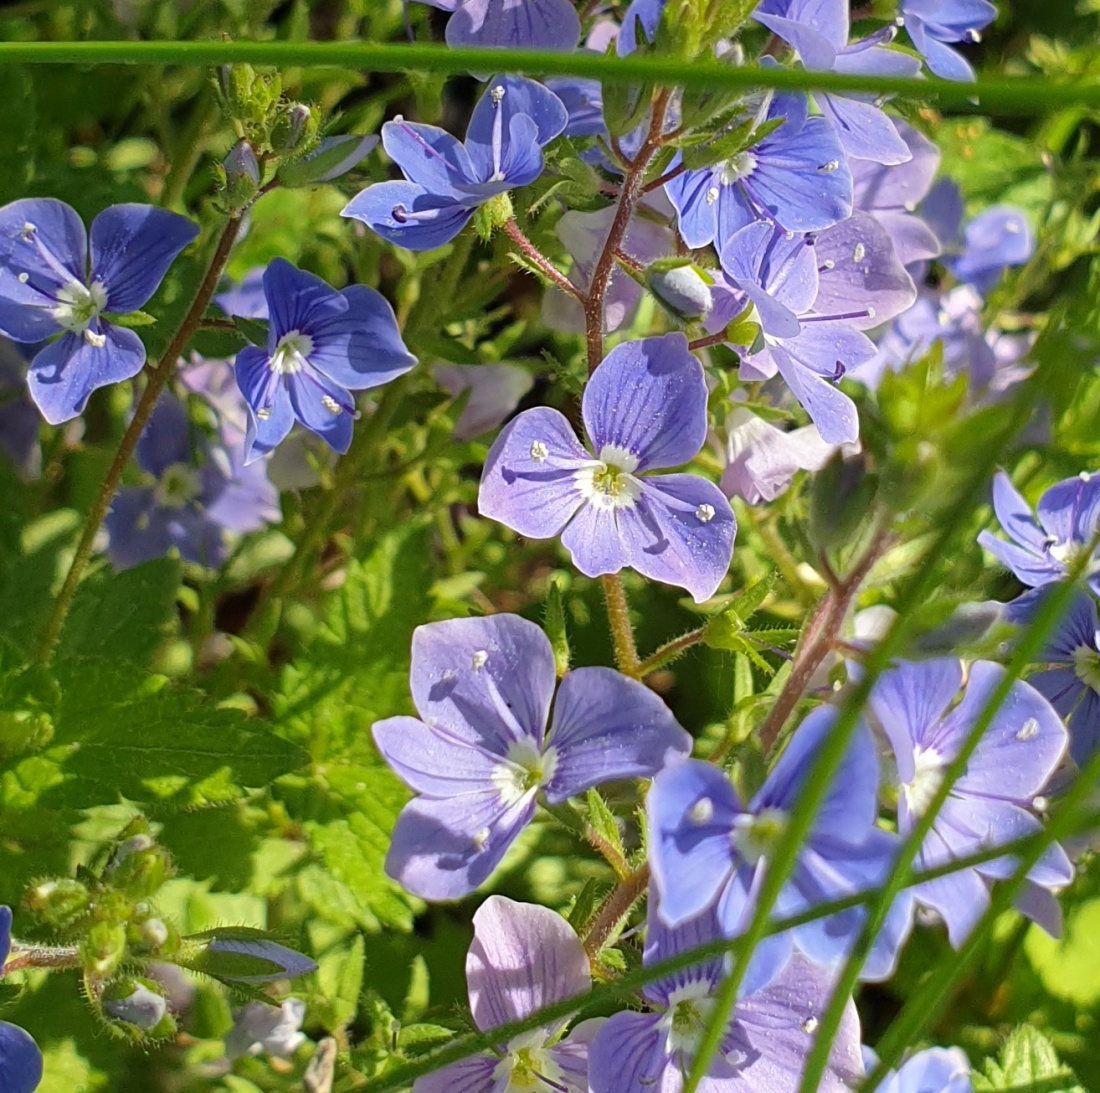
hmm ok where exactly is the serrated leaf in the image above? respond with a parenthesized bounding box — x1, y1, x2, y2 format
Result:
(704, 572, 776, 651)
(585, 788, 625, 866)
(567, 878, 601, 931)
(978, 1026, 1084, 1093)
(544, 580, 570, 677)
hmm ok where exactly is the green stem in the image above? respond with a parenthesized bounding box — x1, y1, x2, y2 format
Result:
(33, 215, 243, 665)
(636, 627, 707, 678)
(0, 42, 1094, 114)
(581, 864, 650, 961)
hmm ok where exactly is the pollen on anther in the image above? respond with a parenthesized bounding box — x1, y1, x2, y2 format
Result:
(20, 222, 36, 238)
(823, 259, 835, 270)
(84, 329, 107, 348)
(866, 306, 876, 319)
(257, 407, 272, 422)
(471, 649, 489, 671)
(1016, 718, 1039, 741)
(688, 797, 714, 824)
(17, 272, 28, 283)
(322, 395, 342, 415)
(530, 440, 549, 462)
(802, 1017, 819, 1034)
(818, 159, 839, 173)
(695, 503, 716, 523)
(491, 85, 506, 103)
(852, 243, 866, 263)
(706, 187, 720, 205)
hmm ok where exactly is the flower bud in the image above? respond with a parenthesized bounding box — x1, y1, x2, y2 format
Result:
(647, 261, 713, 319)
(82, 921, 128, 980)
(102, 978, 176, 1040)
(271, 102, 319, 157)
(105, 838, 172, 901)
(25, 878, 89, 930)
(180, 927, 317, 985)
(278, 133, 379, 187)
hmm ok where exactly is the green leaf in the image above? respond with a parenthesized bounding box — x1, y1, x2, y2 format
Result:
(976, 1026, 1085, 1093)
(232, 314, 269, 346)
(704, 571, 776, 650)
(56, 558, 181, 666)
(544, 579, 570, 677)
(1024, 897, 1100, 1007)
(42, 658, 306, 809)
(585, 788, 625, 865)
(102, 308, 156, 327)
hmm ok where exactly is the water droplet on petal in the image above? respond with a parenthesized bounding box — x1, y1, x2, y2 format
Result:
(802, 1017, 818, 1034)
(17, 272, 28, 283)
(817, 159, 839, 173)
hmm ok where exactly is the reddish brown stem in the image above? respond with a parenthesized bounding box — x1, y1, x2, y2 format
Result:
(503, 218, 584, 302)
(643, 161, 687, 193)
(582, 864, 650, 960)
(688, 330, 730, 352)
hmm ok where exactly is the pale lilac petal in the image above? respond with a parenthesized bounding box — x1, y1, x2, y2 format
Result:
(408, 614, 556, 754)
(621, 474, 737, 603)
(877, 210, 943, 265)
(434, 362, 533, 440)
(989, 470, 1046, 550)
(588, 1011, 670, 1093)
(648, 759, 742, 927)
(341, 181, 474, 251)
(877, 1046, 972, 1093)
(27, 323, 145, 425)
(446, 0, 582, 51)
(557, 499, 630, 578)
(1036, 472, 1100, 547)
(913, 826, 990, 946)
(817, 93, 911, 165)
(851, 121, 940, 213)
(976, 531, 1059, 587)
(811, 211, 917, 327)
(413, 1054, 497, 1093)
(478, 406, 591, 539)
(754, 11, 840, 66)
(373, 715, 503, 796)
(945, 662, 1067, 799)
(582, 334, 708, 472)
(770, 343, 860, 446)
(720, 222, 819, 320)
(136, 390, 191, 477)
(869, 660, 964, 782)
(386, 789, 536, 900)
(908, 20, 976, 81)
(467, 895, 589, 1030)
(543, 667, 690, 801)
(89, 204, 199, 312)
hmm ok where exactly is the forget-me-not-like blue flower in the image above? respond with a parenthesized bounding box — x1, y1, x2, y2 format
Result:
(901, 0, 997, 82)
(978, 470, 1100, 595)
(233, 258, 416, 463)
(665, 92, 853, 250)
(0, 906, 45, 1093)
(587, 900, 865, 1093)
(373, 613, 691, 900)
(0, 198, 199, 424)
(869, 658, 1073, 945)
(875, 1045, 973, 1093)
(341, 76, 567, 251)
(413, 896, 595, 1093)
(754, 0, 922, 164)
(414, 0, 581, 51)
(478, 333, 737, 603)
(648, 707, 911, 982)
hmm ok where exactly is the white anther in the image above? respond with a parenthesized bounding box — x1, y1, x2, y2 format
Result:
(688, 797, 714, 824)
(530, 440, 549, 462)
(965, 28, 980, 41)
(867, 305, 876, 319)
(321, 395, 342, 415)
(823, 259, 835, 270)
(84, 329, 106, 348)
(695, 503, 716, 523)
(393, 114, 405, 122)
(471, 649, 489, 670)
(473, 827, 491, 850)
(257, 407, 272, 421)
(818, 159, 840, 173)
(785, 230, 795, 240)
(1006, 220, 1021, 233)
(1016, 718, 1039, 741)
(17, 272, 28, 283)
(802, 1017, 819, 1034)
(852, 243, 866, 263)
(490, 84, 506, 103)
(20, 222, 36, 239)
(706, 187, 720, 205)
(1033, 795, 1049, 812)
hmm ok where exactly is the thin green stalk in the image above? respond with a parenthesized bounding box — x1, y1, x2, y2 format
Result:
(683, 398, 1032, 1093)
(796, 544, 1092, 1093)
(33, 214, 243, 664)
(1, 41, 1098, 115)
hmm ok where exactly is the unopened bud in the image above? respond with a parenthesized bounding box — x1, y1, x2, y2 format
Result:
(25, 878, 89, 930)
(105, 842, 172, 901)
(180, 927, 317, 985)
(83, 921, 128, 980)
(648, 261, 713, 319)
(271, 102, 318, 157)
(102, 978, 176, 1040)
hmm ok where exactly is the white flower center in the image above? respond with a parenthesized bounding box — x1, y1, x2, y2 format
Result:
(493, 1030, 563, 1093)
(720, 151, 758, 187)
(491, 737, 557, 807)
(730, 807, 788, 865)
(662, 981, 716, 1057)
(270, 330, 314, 375)
(902, 746, 947, 817)
(1073, 644, 1100, 693)
(51, 280, 107, 335)
(153, 463, 202, 509)
(575, 445, 642, 512)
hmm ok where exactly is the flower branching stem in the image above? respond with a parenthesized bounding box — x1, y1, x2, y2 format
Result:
(503, 218, 584, 301)
(34, 214, 244, 665)
(581, 863, 650, 961)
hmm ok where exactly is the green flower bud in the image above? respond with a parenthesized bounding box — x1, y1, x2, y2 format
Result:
(25, 878, 90, 931)
(102, 977, 176, 1041)
(271, 103, 319, 158)
(82, 921, 128, 980)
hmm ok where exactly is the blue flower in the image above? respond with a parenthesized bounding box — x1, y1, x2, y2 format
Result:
(665, 92, 852, 250)
(978, 470, 1100, 595)
(648, 708, 910, 982)
(104, 391, 280, 569)
(233, 258, 416, 462)
(754, 0, 922, 164)
(0, 906, 44, 1093)
(414, 0, 581, 50)
(0, 198, 199, 424)
(875, 1045, 973, 1093)
(341, 76, 567, 251)
(0, 339, 42, 479)
(901, 0, 997, 82)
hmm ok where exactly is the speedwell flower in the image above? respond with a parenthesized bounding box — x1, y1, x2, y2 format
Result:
(0, 197, 198, 424)
(0, 906, 45, 1093)
(373, 613, 690, 900)
(233, 258, 416, 463)
(478, 333, 736, 603)
(414, 0, 581, 51)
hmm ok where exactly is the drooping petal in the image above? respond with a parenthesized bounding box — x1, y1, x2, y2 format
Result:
(467, 895, 589, 1030)
(811, 211, 917, 328)
(619, 473, 737, 603)
(341, 181, 475, 252)
(770, 342, 860, 446)
(27, 323, 145, 425)
(0, 1021, 44, 1093)
(582, 334, 709, 472)
(446, 0, 582, 51)
(89, 204, 200, 312)
(868, 659, 964, 782)
(816, 93, 911, 165)
(373, 715, 505, 797)
(478, 406, 592, 539)
(385, 789, 536, 901)
(946, 662, 1067, 800)
(907, 18, 976, 81)
(543, 666, 690, 801)
(381, 119, 478, 195)
(648, 758, 743, 927)
(408, 614, 556, 755)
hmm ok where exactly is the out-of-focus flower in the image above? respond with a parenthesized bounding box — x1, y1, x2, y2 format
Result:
(0, 906, 45, 1093)
(0, 198, 198, 423)
(0, 338, 41, 479)
(901, 0, 997, 82)
(414, 0, 581, 51)
(374, 613, 690, 899)
(433, 362, 533, 440)
(479, 334, 736, 602)
(224, 999, 308, 1060)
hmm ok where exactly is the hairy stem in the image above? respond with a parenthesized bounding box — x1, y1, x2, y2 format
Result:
(601, 574, 641, 677)
(637, 626, 707, 678)
(503, 218, 584, 301)
(582, 864, 650, 960)
(34, 215, 243, 664)
(3, 944, 83, 974)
